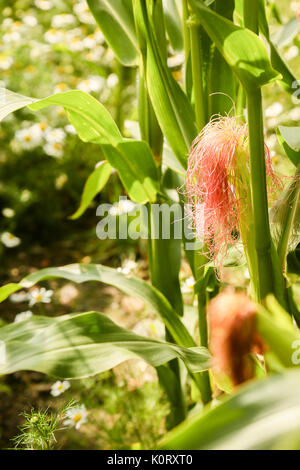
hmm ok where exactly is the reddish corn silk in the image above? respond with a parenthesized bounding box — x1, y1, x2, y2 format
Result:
(185, 116, 279, 261)
(208, 290, 265, 386)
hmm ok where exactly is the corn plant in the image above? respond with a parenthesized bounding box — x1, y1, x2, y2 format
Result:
(0, 0, 300, 449)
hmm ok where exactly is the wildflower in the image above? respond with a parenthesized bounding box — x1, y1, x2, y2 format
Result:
(0, 55, 13, 70)
(74, 1, 94, 24)
(45, 128, 66, 144)
(1, 232, 21, 248)
(185, 116, 279, 263)
(181, 276, 195, 294)
(44, 29, 64, 44)
(14, 311, 33, 323)
(34, 0, 51, 10)
(63, 404, 88, 430)
(106, 74, 119, 89)
(43, 142, 64, 158)
(53, 82, 69, 94)
(2, 31, 21, 43)
(109, 198, 136, 216)
(265, 102, 283, 118)
(50, 380, 71, 397)
(288, 107, 300, 121)
(117, 259, 138, 275)
(208, 290, 265, 386)
(77, 76, 105, 93)
(66, 35, 85, 52)
(10, 291, 29, 303)
(2, 208, 15, 218)
(65, 124, 76, 135)
(284, 45, 299, 61)
(83, 34, 97, 49)
(29, 287, 53, 306)
(15, 126, 43, 150)
(22, 15, 38, 27)
(51, 14, 76, 29)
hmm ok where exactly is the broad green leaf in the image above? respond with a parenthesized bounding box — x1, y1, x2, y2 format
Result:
(71, 161, 113, 219)
(0, 89, 122, 146)
(160, 369, 300, 450)
(86, 0, 138, 66)
(163, 0, 184, 53)
(0, 264, 197, 349)
(190, 0, 280, 90)
(133, 0, 197, 167)
(0, 311, 210, 378)
(235, 0, 297, 94)
(102, 140, 159, 204)
(0, 89, 159, 204)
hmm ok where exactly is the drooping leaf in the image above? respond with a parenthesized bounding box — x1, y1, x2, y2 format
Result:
(71, 162, 113, 219)
(0, 89, 159, 204)
(278, 126, 300, 166)
(160, 369, 300, 450)
(86, 0, 138, 66)
(190, 0, 280, 90)
(0, 311, 210, 378)
(0, 264, 197, 349)
(102, 140, 159, 204)
(0, 89, 122, 146)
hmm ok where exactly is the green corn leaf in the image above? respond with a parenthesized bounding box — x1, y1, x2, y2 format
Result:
(102, 141, 159, 204)
(160, 369, 300, 450)
(71, 161, 113, 220)
(0, 89, 122, 146)
(133, 0, 197, 167)
(190, 0, 280, 90)
(0, 312, 210, 378)
(0, 264, 197, 349)
(163, 0, 184, 53)
(273, 17, 300, 49)
(0, 89, 159, 204)
(86, 0, 138, 66)
(278, 126, 300, 167)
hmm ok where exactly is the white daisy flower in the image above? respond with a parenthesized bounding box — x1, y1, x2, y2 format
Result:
(15, 126, 43, 150)
(108, 198, 136, 216)
(288, 107, 300, 121)
(74, 1, 94, 24)
(53, 82, 69, 94)
(284, 45, 299, 61)
(106, 74, 119, 89)
(44, 28, 65, 44)
(181, 276, 195, 294)
(66, 35, 84, 52)
(63, 404, 88, 430)
(43, 142, 64, 158)
(265, 102, 283, 118)
(28, 287, 53, 306)
(51, 14, 76, 29)
(2, 208, 15, 218)
(0, 55, 13, 70)
(22, 15, 38, 27)
(83, 34, 97, 49)
(14, 311, 33, 323)
(117, 259, 138, 275)
(45, 128, 66, 144)
(10, 291, 29, 303)
(65, 124, 76, 135)
(35, 0, 51, 10)
(3, 31, 21, 43)
(1, 232, 21, 248)
(50, 380, 71, 397)
(77, 76, 105, 93)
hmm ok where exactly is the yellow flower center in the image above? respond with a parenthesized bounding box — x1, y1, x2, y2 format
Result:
(73, 413, 82, 423)
(24, 135, 31, 142)
(57, 384, 64, 390)
(36, 294, 43, 301)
